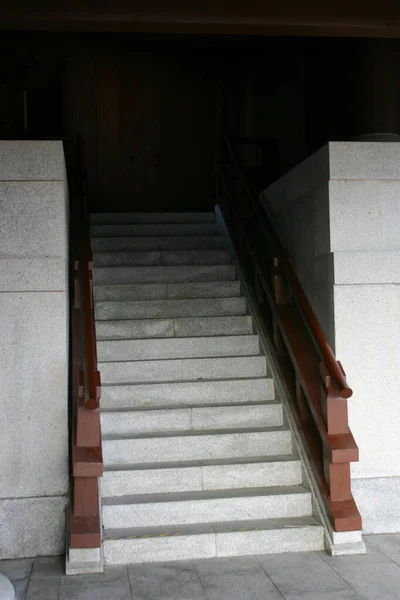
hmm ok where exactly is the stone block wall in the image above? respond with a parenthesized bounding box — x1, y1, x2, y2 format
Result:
(261, 142, 400, 534)
(0, 141, 69, 558)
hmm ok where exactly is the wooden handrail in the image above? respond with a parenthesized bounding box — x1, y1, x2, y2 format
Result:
(69, 133, 102, 552)
(218, 134, 361, 533)
(223, 135, 352, 399)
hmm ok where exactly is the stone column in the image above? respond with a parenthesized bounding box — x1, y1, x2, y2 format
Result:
(0, 141, 69, 558)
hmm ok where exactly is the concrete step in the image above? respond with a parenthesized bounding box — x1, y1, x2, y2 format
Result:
(97, 335, 260, 362)
(102, 427, 292, 465)
(101, 456, 302, 497)
(100, 403, 283, 435)
(95, 297, 246, 321)
(101, 486, 312, 529)
(99, 355, 267, 385)
(93, 249, 231, 267)
(103, 517, 324, 564)
(100, 377, 275, 409)
(91, 223, 221, 238)
(91, 236, 226, 252)
(96, 316, 253, 341)
(93, 265, 235, 285)
(93, 281, 241, 302)
(90, 212, 216, 224)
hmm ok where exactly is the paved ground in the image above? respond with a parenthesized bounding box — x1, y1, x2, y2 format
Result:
(1, 535, 400, 600)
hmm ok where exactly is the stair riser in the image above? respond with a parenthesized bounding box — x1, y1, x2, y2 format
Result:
(97, 335, 259, 362)
(101, 378, 275, 409)
(99, 356, 267, 385)
(90, 212, 216, 224)
(103, 526, 324, 564)
(102, 431, 292, 465)
(93, 250, 230, 267)
(94, 297, 246, 321)
(101, 404, 282, 436)
(91, 236, 226, 252)
(101, 461, 302, 497)
(94, 282, 243, 304)
(102, 493, 312, 529)
(93, 265, 235, 285)
(91, 223, 221, 238)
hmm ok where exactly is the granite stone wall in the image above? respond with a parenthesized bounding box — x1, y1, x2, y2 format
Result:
(0, 141, 69, 558)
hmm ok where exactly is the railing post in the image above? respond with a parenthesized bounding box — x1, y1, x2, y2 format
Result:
(320, 362, 349, 436)
(320, 361, 353, 502)
(272, 257, 292, 305)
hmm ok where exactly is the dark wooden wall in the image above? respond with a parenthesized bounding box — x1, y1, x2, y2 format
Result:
(64, 40, 221, 212)
(2, 34, 400, 212)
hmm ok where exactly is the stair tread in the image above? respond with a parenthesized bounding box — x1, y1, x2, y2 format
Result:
(95, 296, 242, 306)
(100, 399, 279, 413)
(90, 212, 216, 224)
(103, 454, 300, 472)
(91, 236, 226, 253)
(102, 425, 288, 440)
(104, 516, 322, 540)
(101, 376, 271, 390)
(91, 223, 221, 238)
(102, 485, 311, 506)
(99, 353, 263, 365)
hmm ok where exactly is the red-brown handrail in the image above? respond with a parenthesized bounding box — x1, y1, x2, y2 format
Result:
(219, 134, 361, 533)
(223, 135, 352, 399)
(80, 225, 101, 411)
(69, 133, 102, 553)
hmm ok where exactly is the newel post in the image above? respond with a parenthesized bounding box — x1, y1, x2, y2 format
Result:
(320, 361, 352, 502)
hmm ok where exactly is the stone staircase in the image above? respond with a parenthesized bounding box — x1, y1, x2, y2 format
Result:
(90, 211, 325, 564)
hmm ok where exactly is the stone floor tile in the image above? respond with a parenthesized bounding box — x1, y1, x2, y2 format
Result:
(364, 534, 400, 566)
(326, 559, 400, 600)
(194, 556, 283, 600)
(60, 565, 131, 600)
(59, 582, 131, 600)
(128, 562, 207, 600)
(281, 590, 361, 600)
(31, 556, 64, 578)
(25, 576, 61, 600)
(0, 558, 33, 581)
(259, 551, 347, 593)
(62, 565, 128, 586)
(318, 541, 388, 566)
(13, 579, 30, 600)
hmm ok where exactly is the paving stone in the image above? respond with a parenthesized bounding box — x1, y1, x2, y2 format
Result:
(364, 533, 400, 566)
(25, 576, 60, 600)
(60, 566, 131, 600)
(31, 556, 64, 579)
(0, 558, 33, 581)
(259, 551, 346, 592)
(325, 557, 400, 600)
(281, 590, 360, 600)
(194, 556, 282, 600)
(128, 562, 207, 600)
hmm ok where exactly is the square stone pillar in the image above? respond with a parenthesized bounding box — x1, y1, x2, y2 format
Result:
(0, 141, 69, 558)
